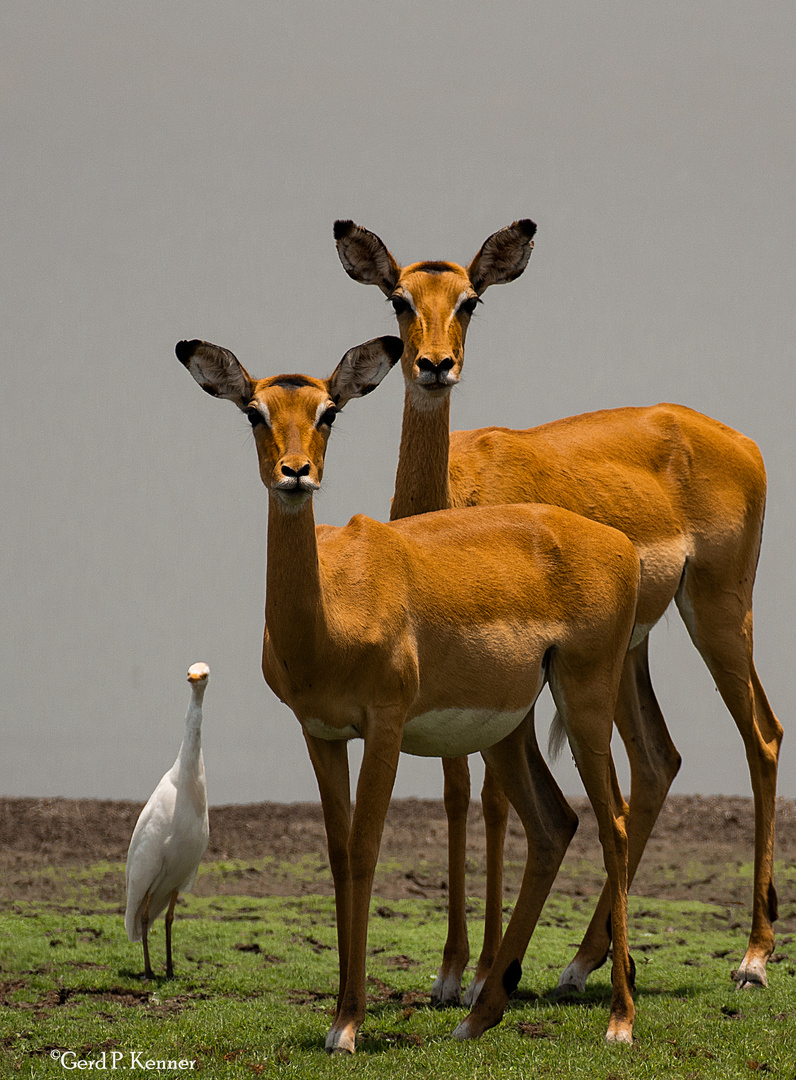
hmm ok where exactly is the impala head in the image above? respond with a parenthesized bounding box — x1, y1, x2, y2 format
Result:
(176, 336, 403, 511)
(334, 218, 536, 407)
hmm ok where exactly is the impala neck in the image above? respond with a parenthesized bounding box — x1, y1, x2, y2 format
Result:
(390, 390, 453, 520)
(265, 494, 324, 660)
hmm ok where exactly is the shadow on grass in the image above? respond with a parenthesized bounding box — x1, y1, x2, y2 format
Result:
(116, 965, 163, 980)
(286, 1028, 447, 1055)
(245, 976, 729, 1059)
(535, 983, 712, 1007)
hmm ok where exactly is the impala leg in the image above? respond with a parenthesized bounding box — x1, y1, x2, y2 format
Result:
(558, 639, 681, 993)
(464, 760, 509, 1007)
(322, 715, 404, 1054)
(675, 567, 782, 989)
(432, 755, 471, 1006)
(140, 893, 154, 980)
(574, 747, 634, 1041)
(164, 889, 178, 979)
(555, 660, 634, 1043)
(303, 734, 352, 1014)
(453, 714, 578, 1040)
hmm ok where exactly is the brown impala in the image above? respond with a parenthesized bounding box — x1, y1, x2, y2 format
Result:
(178, 334, 640, 1050)
(334, 218, 782, 1004)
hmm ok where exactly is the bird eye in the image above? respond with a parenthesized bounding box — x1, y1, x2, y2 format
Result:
(247, 406, 265, 428)
(459, 296, 480, 318)
(317, 406, 337, 429)
(389, 296, 411, 317)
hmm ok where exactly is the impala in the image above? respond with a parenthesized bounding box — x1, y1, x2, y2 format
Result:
(178, 334, 641, 1051)
(334, 218, 782, 1002)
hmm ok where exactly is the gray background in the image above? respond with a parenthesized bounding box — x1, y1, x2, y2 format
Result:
(3, 2, 794, 806)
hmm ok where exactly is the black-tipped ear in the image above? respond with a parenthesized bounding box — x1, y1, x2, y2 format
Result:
(468, 219, 537, 295)
(333, 220, 402, 296)
(333, 219, 356, 242)
(328, 335, 403, 407)
(380, 336, 404, 367)
(176, 339, 254, 411)
(175, 339, 199, 367)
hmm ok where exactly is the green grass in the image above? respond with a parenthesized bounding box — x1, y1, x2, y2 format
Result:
(1, 868, 795, 1079)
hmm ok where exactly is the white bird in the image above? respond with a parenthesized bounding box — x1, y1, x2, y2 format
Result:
(125, 663, 210, 979)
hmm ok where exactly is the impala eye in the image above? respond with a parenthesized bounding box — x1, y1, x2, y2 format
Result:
(247, 406, 266, 428)
(317, 406, 337, 429)
(389, 295, 411, 317)
(459, 296, 480, 318)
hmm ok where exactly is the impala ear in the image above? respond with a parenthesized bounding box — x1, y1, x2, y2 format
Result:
(333, 220, 402, 296)
(328, 336, 403, 407)
(176, 339, 254, 411)
(467, 219, 537, 295)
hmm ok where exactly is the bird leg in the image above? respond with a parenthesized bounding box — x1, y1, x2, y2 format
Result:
(165, 890, 179, 979)
(140, 894, 154, 980)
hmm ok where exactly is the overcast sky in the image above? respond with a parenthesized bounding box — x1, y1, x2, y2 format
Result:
(2, 2, 794, 807)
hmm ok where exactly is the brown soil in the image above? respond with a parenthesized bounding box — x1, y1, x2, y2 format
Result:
(1, 795, 795, 923)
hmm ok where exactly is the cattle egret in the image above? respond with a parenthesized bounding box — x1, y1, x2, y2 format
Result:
(124, 663, 210, 978)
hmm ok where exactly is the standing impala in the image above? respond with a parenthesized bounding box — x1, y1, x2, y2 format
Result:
(178, 334, 641, 1051)
(334, 219, 782, 1002)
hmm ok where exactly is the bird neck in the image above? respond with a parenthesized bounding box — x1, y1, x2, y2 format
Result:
(179, 690, 205, 764)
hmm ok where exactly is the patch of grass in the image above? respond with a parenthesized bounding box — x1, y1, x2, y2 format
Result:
(1, 868, 795, 1078)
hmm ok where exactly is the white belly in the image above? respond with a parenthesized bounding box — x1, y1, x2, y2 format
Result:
(400, 705, 531, 757)
(635, 537, 692, 626)
(303, 685, 539, 757)
(302, 716, 360, 742)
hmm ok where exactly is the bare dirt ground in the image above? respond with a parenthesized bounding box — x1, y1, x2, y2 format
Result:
(1, 795, 795, 928)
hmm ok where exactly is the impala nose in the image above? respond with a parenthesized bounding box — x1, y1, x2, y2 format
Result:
(280, 462, 311, 479)
(417, 356, 455, 375)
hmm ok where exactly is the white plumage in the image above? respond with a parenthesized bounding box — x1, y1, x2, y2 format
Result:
(125, 662, 210, 978)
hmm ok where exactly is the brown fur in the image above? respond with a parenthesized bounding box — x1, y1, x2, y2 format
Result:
(333, 221, 783, 1003)
(180, 335, 640, 1048)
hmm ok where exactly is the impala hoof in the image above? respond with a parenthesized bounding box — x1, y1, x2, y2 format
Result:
(452, 1006, 501, 1041)
(451, 1018, 476, 1041)
(462, 975, 486, 1008)
(431, 970, 463, 1008)
(555, 960, 589, 995)
(605, 1024, 633, 1045)
(325, 1027, 356, 1054)
(734, 955, 768, 990)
